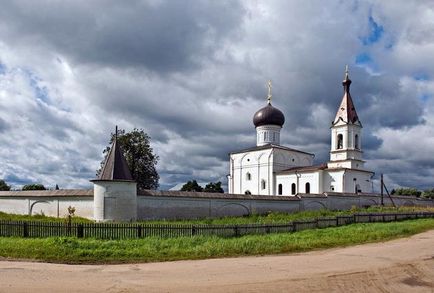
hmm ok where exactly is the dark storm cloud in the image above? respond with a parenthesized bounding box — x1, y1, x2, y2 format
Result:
(0, 1, 244, 73)
(0, 1, 434, 191)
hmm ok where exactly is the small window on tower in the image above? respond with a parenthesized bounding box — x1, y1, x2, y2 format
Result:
(355, 134, 359, 149)
(246, 173, 251, 181)
(337, 134, 343, 149)
(261, 180, 266, 190)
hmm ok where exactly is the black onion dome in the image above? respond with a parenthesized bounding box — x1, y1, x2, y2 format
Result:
(253, 103, 285, 127)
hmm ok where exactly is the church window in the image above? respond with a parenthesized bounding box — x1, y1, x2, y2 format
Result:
(273, 132, 276, 141)
(305, 182, 310, 194)
(330, 185, 335, 191)
(261, 180, 266, 190)
(355, 134, 359, 149)
(278, 184, 283, 195)
(263, 132, 266, 140)
(291, 183, 296, 195)
(245, 190, 251, 195)
(246, 172, 251, 181)
(337, 134, 343, 149)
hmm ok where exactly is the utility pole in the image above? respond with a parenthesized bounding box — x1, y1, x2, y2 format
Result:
(381, 174, 384, 206)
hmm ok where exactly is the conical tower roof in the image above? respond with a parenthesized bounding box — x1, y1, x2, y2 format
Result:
(333, 66, 361, 125)
(93, 127, 134, 181)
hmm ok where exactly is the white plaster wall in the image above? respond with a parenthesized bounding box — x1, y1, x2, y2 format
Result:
(323, 170, 345, 192)
(343, 170, 373, 193)
(0, 196, 93, 218)
(230, 149, 273, 195)
(229, 147, 314, 196)
(94, 181, 137, 222)
(256, 125, 281, 146)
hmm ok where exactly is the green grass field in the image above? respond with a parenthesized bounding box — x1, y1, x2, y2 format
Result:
(1, 218, 433, 264)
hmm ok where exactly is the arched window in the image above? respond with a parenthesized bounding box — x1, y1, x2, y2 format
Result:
(278, 184, 283, 195)
(263, 132, 266, 140)
(355, 134, 359, 149)
(246, 172, 251, 181)
(245, 190, 251, 195)
(305, 182, 310, 194)
(291, 183, 296, 195)
(337, 134, 343, 149)
(261, 179, 266, 190)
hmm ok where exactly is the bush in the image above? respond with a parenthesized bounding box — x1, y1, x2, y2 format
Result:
(422, 189, 434, 199)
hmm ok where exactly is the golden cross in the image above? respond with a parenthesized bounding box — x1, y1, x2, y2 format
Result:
(267, 80, 272, 104)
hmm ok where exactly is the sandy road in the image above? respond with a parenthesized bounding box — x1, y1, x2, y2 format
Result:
(1, 231, 434, 293)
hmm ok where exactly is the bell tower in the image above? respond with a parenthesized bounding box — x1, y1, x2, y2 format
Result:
(328, 66, 364, 170)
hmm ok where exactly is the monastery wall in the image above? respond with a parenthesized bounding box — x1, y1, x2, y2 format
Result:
(0, 190, 433, 221)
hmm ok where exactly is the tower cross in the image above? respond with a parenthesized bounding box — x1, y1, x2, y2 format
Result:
(267, 80, 272, 104)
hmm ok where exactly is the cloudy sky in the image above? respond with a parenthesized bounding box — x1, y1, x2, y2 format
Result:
(0, 0, 433, 192)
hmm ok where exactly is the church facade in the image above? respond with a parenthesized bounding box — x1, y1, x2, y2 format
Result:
(228, 69, 374, 196)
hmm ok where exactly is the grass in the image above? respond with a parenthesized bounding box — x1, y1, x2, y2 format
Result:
(1, 218, 434, 264)
(2, 206, 433, 225)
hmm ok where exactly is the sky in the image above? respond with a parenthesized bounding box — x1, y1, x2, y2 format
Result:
(0, 0, 434, 192)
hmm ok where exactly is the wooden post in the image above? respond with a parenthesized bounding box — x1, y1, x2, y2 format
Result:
(23, 222, 29, 238)
(381, 174, 384, 206)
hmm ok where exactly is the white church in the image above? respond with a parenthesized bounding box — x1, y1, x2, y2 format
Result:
(228, 68, 374, 196)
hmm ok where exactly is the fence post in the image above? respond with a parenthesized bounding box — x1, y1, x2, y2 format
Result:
(77, 224, 84, 238)
(336, 216, 339, 226)
(234, 226, 239, 237)
(23, 222, 29, 238)
(137, 225, 142, 238)
(191, 225, 196, 236)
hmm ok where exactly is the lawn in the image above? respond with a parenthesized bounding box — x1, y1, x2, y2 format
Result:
(1, 218, 433, 264)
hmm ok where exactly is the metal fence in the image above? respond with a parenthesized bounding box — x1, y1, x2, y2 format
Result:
(1, 212, 433, 240)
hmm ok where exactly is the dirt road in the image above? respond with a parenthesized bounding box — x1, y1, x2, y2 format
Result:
(1, 231, 434, 293)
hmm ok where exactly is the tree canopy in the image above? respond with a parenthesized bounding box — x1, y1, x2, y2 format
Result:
(0, 179, 11, 191)
(181, 180, 224, 193)
(22, 184, 46, 191)
(204, 181, 224, 193)
(97, 128, 159, 190)
(180, 180, 203, 192)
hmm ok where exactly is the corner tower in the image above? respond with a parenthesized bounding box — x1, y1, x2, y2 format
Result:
(328, 66, 364, 169)
(91, 126, 137, 222)
(253, 81, 285, 146)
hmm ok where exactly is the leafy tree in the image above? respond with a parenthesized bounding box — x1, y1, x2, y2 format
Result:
(0, 179, 11, 191)
(97, 128, 159, 190)
(422, 188, 434, 199)
(391, 188, 421, 197)
(204, 181, 224, 193)
(22, 184, 46, 191)
(181, 180, 203, 192)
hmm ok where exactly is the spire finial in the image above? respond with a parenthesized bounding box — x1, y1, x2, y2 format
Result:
(267, 80, 272, 104)
(345, 65, 349, 80)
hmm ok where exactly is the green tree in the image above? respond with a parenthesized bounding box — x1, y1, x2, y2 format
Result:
(22, 184, 46, 191)
(97, 128, 159, 190)
(180, 180, 203, 192)
(0, 179, 11, 191)
(391, 187, 421, 197)
(203, 181, 224, 193)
